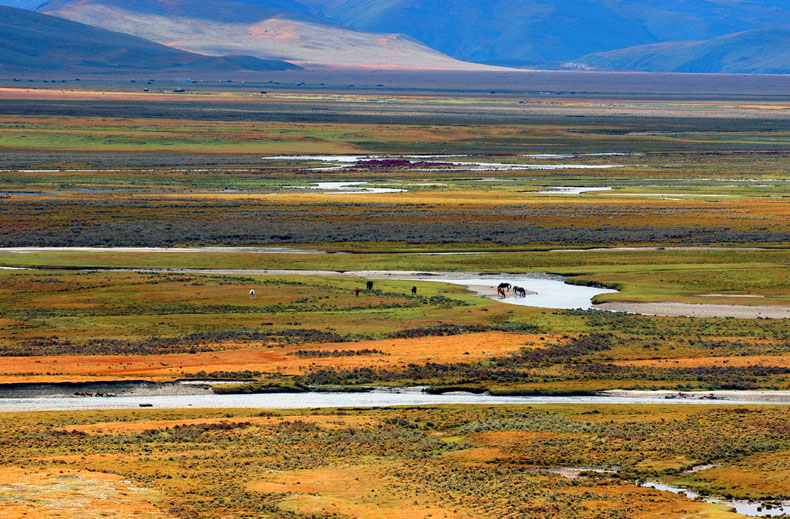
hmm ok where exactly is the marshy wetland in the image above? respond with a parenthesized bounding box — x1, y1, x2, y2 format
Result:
(0, 79, 787, 518)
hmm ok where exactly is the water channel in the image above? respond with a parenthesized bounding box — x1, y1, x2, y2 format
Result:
(2, 387, 788, 413)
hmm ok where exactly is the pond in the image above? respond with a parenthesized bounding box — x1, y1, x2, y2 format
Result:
(262, 154, 630, 172)
(290, 181, 406, 193)
(536, 186, 613, 194)
(404, 273, 617, 310)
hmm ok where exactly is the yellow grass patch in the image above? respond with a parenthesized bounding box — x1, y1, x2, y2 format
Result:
(66, 413, 373, 435)
(686, 451, 790, 498)
(444, 447, 504, 463)
(616, 355, 790, 369)
(249, 463, 470, 519)
(636, 455, 699, 472)
(0, 467, 171, 519)
(469, 430, 578, 446)
(447, 431, 584, 464)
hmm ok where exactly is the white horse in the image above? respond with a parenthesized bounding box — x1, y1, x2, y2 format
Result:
(249, 289, 256, 300)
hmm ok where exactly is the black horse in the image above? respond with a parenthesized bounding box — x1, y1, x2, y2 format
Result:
(497, 282, 511, 292)
(366, 281, 374, 291)
(513, 286, 527, 297)
(411, 286, 417, 295)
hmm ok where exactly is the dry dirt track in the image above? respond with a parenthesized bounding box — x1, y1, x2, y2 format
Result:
(595, 301, 790, 319)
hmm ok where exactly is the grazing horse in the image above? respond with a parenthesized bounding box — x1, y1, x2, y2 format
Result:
(497, 287, 507, 298)
(411, 286, 417, 295)
(249, 289, 256, 300)
(498, 282, 511, 293)
(513, 286, 527, 297)
(366, 281, 374, 291)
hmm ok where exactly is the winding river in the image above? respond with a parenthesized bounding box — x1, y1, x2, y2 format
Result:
(2, 388, 789, 413)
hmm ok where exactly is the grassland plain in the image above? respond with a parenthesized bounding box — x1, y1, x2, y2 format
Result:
(0, 262, 788, 392)
(1, 189, 788, 248)
(0, 405, 788, 518)
(1, 83, 789, 518)
(0, 91, 787, 249)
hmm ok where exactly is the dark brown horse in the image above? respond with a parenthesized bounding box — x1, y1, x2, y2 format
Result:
(366, 281, 374, 291)
(411, 286, 417, 295)
(498, 282, 511, 292)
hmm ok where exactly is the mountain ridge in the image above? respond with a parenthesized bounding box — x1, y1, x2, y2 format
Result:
(572, 29, 790, 74)
(39, 0, 498, 70)
(0, 6, 300, 72)
(299, 0, 790, 67)
(1, 0, 788, 73)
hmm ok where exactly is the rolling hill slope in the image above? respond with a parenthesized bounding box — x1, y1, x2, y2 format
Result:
(573, 29, 790, 74)
(0, 6, 300, 72)
(41, 0, 317, 23)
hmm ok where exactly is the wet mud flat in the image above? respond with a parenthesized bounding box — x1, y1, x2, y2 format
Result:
(0, 380, 216, 399)
(595, 301, 790, 319)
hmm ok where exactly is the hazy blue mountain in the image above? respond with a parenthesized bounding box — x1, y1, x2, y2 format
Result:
(593, 0, 789, 41)
(40, 0, 317, 23)
(300, 0, 654, 65)
(0, 6, 299, 72)
(0, 0, 42, 8)
(300, 0, 790, 65)
(574, 29, 790, 74)
(1, 0, 787, 72)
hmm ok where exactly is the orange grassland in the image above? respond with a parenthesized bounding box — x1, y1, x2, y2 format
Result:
(0, 332, 545, 384)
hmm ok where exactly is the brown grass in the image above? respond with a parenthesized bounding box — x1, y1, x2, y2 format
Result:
(250, 463, 471, 519)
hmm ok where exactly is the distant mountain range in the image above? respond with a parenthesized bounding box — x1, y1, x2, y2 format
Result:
(36, 0, 492, 70)
(0, 6, 299, 72)
(300, 0, 790, 67)
(0, 0, 787, 73)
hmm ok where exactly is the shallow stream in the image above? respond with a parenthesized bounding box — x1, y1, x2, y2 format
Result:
(1, 387, 788, 413)
(641, 481, 790, 517)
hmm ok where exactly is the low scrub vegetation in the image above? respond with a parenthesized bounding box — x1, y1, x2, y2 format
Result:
(1, 405, 787, 518)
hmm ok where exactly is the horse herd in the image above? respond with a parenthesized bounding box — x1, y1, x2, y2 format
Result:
(251, 282, 418, 300)
(357, 281, 417, 296)
(250, 281, 523, 301)
(497, 282, 527, 298)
